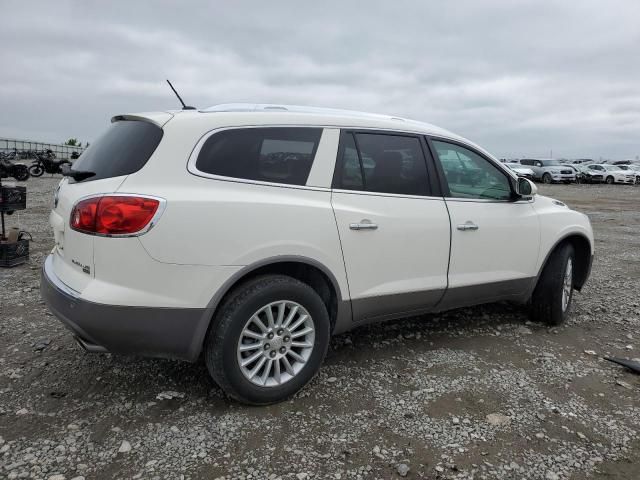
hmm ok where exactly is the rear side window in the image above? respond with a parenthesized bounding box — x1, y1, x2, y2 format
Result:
(195, 127, 322, 186)
(333, 132, 430, 196)
(70, 120, 163, 182)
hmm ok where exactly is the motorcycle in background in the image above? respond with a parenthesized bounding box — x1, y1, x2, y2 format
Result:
(0, 158, 30, 181)
(29, 150, 72, 177)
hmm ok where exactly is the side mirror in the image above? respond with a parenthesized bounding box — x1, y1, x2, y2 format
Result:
(516, 177, 537, 198)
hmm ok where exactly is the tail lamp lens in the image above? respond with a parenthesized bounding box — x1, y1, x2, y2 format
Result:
(70, 196, 160, 235)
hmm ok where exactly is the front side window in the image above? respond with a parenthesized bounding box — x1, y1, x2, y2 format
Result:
(334, 132, 430, 196)
(432, 140, 512, 201)
(195, 127, 322, 185)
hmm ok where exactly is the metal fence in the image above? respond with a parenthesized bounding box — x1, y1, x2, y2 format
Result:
(0, 137, 85, 160)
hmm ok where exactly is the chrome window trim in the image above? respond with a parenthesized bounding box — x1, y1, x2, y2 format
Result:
(331, 188, 445, 201)
(186, 125, 464, 191)
(444, 197, 534, 204)
(186, 125, 329, 191)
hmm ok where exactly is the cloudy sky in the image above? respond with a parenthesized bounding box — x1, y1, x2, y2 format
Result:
(1, 0, 639, 159)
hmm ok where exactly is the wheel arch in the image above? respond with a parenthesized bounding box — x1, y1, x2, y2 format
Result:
(534, 233, 593, 294)
(188, 256, 351, 361)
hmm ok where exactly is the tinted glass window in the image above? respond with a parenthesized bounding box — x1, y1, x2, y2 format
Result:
(196, 127, 322, 185)
(334, 134, 363, 190)
(334, 133, 429, 195)
(70, 120, 163, 182)
(433, 141, 512, 201)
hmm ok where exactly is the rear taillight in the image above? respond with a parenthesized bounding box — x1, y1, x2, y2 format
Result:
(70, 195, 162, 236)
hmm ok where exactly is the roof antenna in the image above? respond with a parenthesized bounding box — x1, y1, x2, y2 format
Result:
(166, 79, 196, 110)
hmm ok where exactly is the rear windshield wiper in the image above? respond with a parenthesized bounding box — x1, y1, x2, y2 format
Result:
(61, 164, 95, 181)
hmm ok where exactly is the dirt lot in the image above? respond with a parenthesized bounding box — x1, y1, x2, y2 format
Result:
(1, 177, 639, 480)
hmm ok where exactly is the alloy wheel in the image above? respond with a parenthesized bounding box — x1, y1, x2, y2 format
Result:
(237, 300, 315, 387)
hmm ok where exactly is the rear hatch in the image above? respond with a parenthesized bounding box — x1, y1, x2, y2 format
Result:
(50, 117, 165, 293)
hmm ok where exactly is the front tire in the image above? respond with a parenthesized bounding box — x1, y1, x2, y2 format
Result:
(204, 275, 330, 405)
(606, 176, 614, 184)
(29, 164, 44, 177)
(530, 244, 575, 326)
(542, 173, 552, 184)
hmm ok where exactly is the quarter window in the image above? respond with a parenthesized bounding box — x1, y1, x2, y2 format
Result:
(336, 134, 364, 190)
(334, 132, 430, 196)
(195, 127, 322, 185)
(432, 141, 512, 201)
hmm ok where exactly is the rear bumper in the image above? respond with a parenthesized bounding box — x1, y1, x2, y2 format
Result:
(40, 255, 206, 361)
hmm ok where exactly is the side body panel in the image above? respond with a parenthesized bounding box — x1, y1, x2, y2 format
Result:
(331, 191, 450, 322)
(125, 124, 350, 305)
(531, 195, 594, 274)
(438, 199, 540, 309)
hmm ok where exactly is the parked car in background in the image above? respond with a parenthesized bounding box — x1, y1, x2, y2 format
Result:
(616, 165, 640, 184)
(561, 164, 584, 183)
(506, 163, 535, 180)
(519, 159, 576, 184)
(570, 159, 594, 165)
(41, 103, 594, 405)
(586, 164, 636, 184)
(577, 165, 604, 184)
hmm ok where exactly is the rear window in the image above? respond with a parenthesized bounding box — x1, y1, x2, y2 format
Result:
(195, 127, 322, 186)
(70, 120, 163, 182)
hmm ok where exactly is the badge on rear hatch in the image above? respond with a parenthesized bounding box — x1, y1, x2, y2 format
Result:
(71, 259, 90, 275)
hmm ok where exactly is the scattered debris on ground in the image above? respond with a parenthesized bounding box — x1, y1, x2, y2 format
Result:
(1, 179, 639, 479)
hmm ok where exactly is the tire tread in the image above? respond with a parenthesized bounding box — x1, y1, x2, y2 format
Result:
(530, 243, 574, 325)
(204, 274, 329, 405)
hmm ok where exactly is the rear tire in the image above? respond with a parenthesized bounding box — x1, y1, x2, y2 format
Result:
(542, 173, 552, 184)
(14, 165, 30, 181)
(204, 275, 330, 405)
(530, 244, 575, 326)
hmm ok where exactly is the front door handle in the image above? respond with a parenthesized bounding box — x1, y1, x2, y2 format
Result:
(350, 220, 378, 231)
(457, 221, 479, 231)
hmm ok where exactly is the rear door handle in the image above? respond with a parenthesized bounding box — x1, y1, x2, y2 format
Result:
(350, 220, 378, 231)
(457, 221, 479, 231)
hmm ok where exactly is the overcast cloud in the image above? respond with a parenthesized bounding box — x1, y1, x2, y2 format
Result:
(1, 0, 639, 159)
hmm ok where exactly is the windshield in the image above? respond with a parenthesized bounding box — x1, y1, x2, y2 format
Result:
(603, 165, 620, 171)
(541, 160, 562, 166)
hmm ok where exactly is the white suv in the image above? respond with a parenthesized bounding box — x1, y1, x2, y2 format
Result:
(41, 104, 594, 404)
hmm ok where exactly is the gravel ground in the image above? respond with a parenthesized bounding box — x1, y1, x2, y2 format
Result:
(1, 177, 639, 480)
